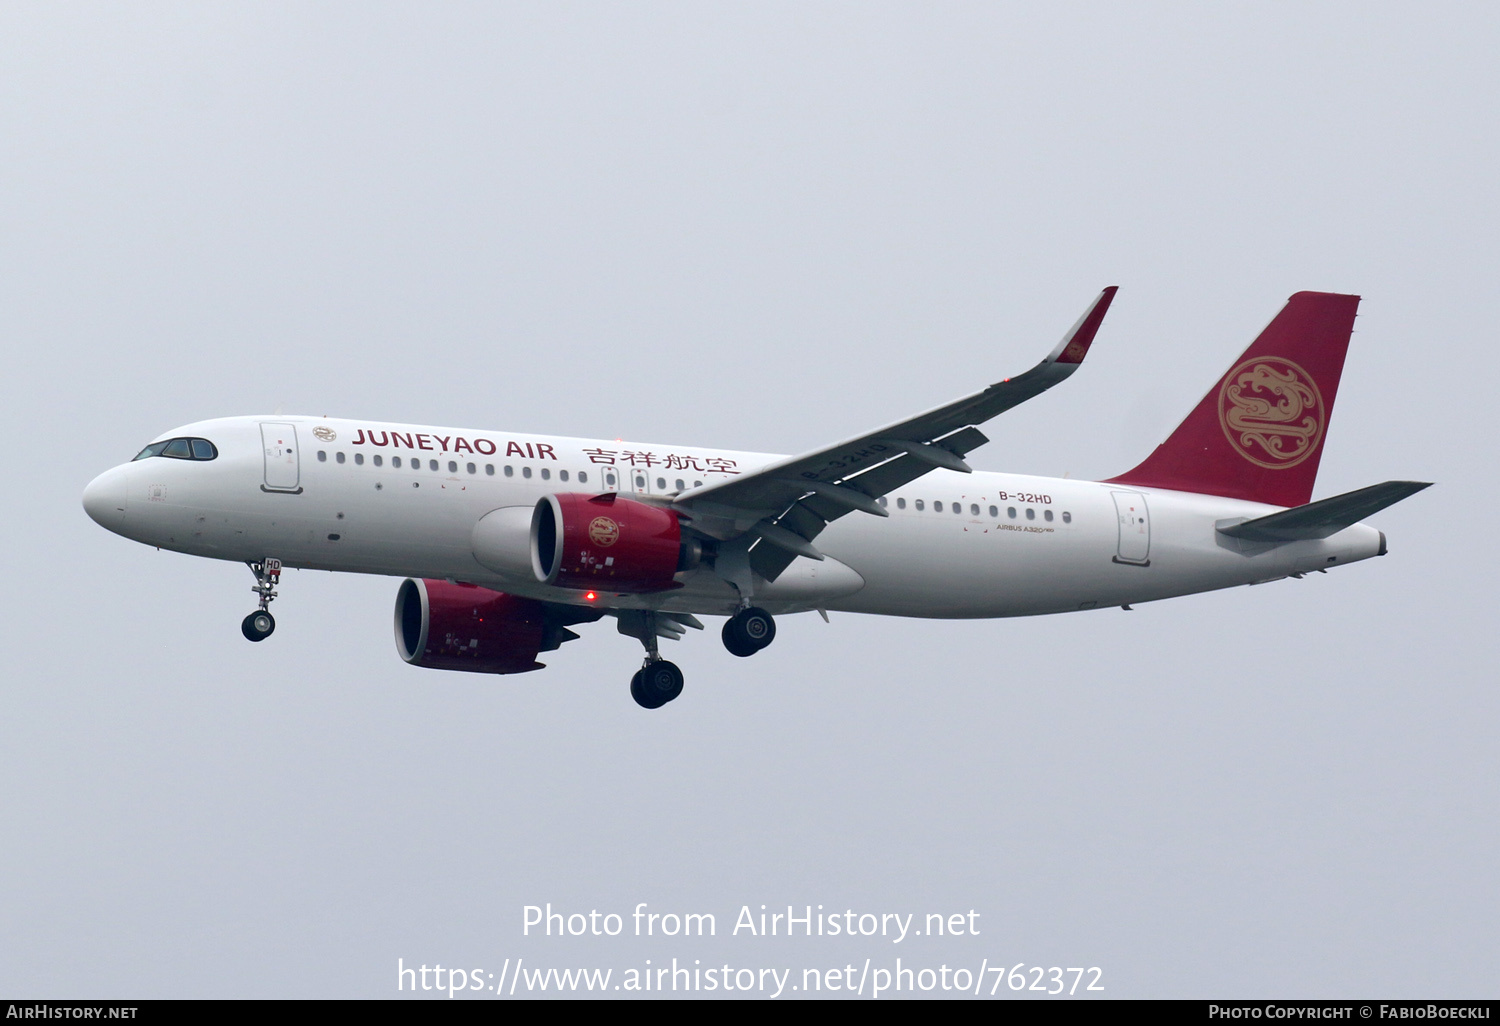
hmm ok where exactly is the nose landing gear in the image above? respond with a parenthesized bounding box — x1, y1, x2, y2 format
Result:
(241, 558, 282, 642)
(722, 606, 776, 657)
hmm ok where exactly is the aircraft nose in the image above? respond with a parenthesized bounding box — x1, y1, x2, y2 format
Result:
(83, 466, 129, 531)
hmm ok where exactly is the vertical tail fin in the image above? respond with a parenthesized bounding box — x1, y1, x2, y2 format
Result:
(1106, 291, 1360, 508)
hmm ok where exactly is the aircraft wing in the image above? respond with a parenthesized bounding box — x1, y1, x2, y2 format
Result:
(675, 286, 1118, 581)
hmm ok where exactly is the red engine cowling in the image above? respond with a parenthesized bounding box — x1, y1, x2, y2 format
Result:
(531, 493, 688, 592)
(394, 578, 546, 674)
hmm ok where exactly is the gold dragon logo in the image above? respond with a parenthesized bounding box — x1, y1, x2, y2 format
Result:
(1217, 357, 1324, 469)
(588, 516, 621, 548)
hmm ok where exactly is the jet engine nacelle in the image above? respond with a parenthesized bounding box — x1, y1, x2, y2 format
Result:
(394, 578, 547, 674)
(530, 493, 696, 592)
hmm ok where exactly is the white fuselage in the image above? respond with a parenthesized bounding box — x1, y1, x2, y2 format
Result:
(82, 415, 1386, 619)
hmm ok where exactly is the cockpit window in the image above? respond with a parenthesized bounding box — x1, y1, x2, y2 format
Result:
(132, 437, 219, 462)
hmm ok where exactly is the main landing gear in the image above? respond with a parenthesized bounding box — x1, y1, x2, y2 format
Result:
(722, 606, 776, 657)
(631, 659, 685, 710)
(241, 558, 282, 642)
(618, 610, 687, 710)
(615, 607, 775, 708)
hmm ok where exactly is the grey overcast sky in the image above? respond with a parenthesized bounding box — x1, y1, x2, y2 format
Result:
(2, 2, 1495, 999)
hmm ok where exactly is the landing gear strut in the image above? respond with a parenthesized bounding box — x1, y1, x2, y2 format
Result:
(241, 558, 281, 642)
(620, 610, 685, 709)
(722, 606, 775, 657)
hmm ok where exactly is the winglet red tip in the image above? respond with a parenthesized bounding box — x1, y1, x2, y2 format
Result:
(1052, 285, 1119, 365)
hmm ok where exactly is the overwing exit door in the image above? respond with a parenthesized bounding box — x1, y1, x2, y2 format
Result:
(626, 463, 653, 495)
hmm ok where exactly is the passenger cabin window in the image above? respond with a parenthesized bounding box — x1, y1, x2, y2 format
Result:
(336, 452, 346, 464)
(541, 468, 550, 480)
(355, 453, 364, 465)
(988, 505, 998, 518)
(429, 459, 439, 471)
(317, 451, 327, 462)
(393, 457, 403, 468)
(896, 498, 906, 509)
(915, 499, 925, 511)
(485, 464, 494, 475)
(522, 467, 532, 479)
(448, 460, 458, 472)
(934, 501, 944, 512)
(372, 455, 382, 466)
(675, 479, 684, 491)
(132, 437, 218, 461)
(1062, 511, 1072, 523)
(970, 504, 979, 516)
(467, 463, 476, 474)
(657, 477, 666, 490)
(559, 470, 569, 482)
(504, 465, 514, 477)
(1026, 508, 1035, 520)
(578, 471, 588, 484)
(1008, 507, 1017, 518)
(1044, 509, 1054, 522)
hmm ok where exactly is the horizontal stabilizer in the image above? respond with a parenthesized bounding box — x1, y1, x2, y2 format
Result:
(1216, 481, 1431, 542)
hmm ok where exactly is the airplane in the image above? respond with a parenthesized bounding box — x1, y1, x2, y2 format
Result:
(82, 288, 1429, 709)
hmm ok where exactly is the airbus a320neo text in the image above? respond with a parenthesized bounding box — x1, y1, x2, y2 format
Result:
(84, 288, 1428, 708)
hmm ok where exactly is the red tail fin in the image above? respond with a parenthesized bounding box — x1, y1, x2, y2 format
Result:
(1106, 291, 1360, 508)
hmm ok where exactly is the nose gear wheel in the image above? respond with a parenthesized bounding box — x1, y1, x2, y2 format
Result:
(241, 558, 282, 642)
(241, 610, 276, 642)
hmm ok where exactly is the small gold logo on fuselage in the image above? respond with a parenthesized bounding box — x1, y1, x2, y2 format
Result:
(313, 425, 337, 442)
(1218, 357, 1324, 469)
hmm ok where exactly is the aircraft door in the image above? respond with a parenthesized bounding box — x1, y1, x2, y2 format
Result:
(1111, 491, 1150, 565)
(626, 464, 653, 495)
(261, 423, 302, 493)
